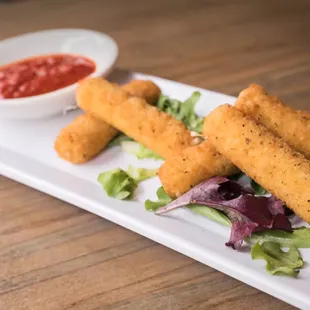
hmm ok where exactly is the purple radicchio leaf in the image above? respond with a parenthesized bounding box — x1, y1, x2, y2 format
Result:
(156, 177, 292, 250)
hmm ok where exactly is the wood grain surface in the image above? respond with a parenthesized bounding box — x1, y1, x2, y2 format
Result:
(1, 0, 310, 309)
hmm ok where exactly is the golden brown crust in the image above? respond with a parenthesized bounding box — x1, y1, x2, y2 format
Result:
(76, 78, 194, 159)
(122, 80, 161, 105)
(54, 114, 118, 164)
(235, 83, 310, 159)
(158, 140, 239, 198)
(203, 104, 310, 223)
(54, 79, 161, 164)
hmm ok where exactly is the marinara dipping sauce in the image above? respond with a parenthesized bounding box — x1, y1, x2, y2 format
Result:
(0, 54, 96, 99)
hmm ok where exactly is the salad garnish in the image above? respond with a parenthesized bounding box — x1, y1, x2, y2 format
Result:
(98, 165, 157, 199)
(155, 177, 291, 249)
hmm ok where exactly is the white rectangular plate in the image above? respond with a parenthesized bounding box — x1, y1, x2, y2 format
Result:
(1, 70, 309, 309)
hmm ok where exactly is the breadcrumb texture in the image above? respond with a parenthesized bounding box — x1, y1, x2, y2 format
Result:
(76, 78, 194, 159)
(158, 140, 239, 198)
(203, 104, 310, 223)
(54, 79, 161, 164)
(122, 80, 161, 104)
(55, 114, 118, 164)
(236, 83, 310, 159)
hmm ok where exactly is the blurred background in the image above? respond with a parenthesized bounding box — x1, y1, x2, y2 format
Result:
(1, 0, 310, 110)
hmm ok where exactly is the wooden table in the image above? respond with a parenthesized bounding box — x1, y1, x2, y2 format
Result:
(1, 0, 309, 309)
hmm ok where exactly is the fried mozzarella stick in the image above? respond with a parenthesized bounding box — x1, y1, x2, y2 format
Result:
(204, 104, 310, 223)
(236, 84, 310, 159)
(55, 80, 161, 164)
(122, 80, 161, 104)
(76, 78, 194, 159)
(158, 140, 239, 198)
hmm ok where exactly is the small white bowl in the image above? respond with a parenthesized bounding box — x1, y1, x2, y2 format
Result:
(0, 29, 118, 120)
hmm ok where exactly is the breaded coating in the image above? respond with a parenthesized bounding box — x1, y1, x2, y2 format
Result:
(55, 114, 118, 164)
(55, 80, 161, 164)
(204, 104, 310, 223)
(122, 80, 161, 104)
(236, 84, 310, 159)
(76, 78, 194, 159)
(158, 140, 239, 198)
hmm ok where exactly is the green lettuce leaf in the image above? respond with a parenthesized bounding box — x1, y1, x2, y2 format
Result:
(251, 242, 304, 277)
(250, 179, 267, 195)
(98, 166, 157, 200)
(120, 141, 162, 160)
(108, 133, 133, 147)
(182, 92, 204, 133)
(248, 227, 310, 248)
(145, 187, 172, 211)
(157, 96, 181, 118)
(127, 165, 157, 182)
(189, 205, 232, 227)
(156, 92, 204, 133)
(97, 168, 137, 200)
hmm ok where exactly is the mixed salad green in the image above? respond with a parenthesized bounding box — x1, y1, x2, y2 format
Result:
(98, 165, 157, 199)
(251, 242, 304, 277)
(157, 91, 203, 133)
(146, 184, 309, 277)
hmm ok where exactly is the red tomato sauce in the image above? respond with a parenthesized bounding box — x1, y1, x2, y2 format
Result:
(0, 54, 95, 99)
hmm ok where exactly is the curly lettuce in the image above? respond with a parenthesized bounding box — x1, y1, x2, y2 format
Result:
(98, 165, 157, 200)
(251, 242, 304, 277)
(157, 91, 203, 133)
(145, 187, 172, 211)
